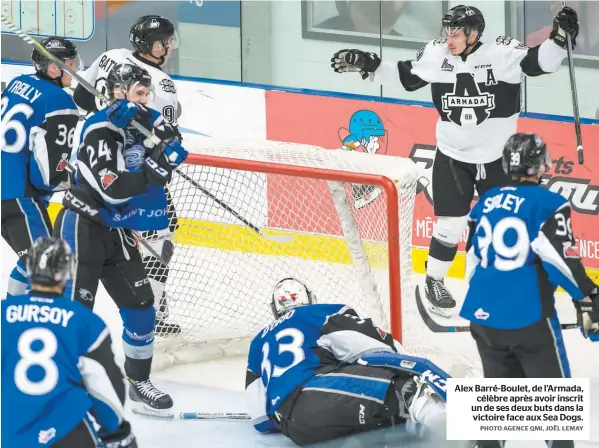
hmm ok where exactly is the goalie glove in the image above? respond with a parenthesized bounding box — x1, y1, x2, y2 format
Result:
(573, 288, 599, 341)
(331, 49, 381, 80)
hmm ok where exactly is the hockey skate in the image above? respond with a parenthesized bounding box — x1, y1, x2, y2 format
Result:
(154, 293, 181, 335)
(424, 276, 456, 318)
(129, 379, 174, 419)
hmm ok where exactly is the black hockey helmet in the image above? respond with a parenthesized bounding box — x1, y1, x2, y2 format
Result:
(106, 63, 153, 100)
(129, 15, 178, 58)
(271, 278, 316, 319)
(26, 237, 73, 288)
(502, 133, 551, 181)
(31, 36, 82, 74)
(442, 5, 485, 39)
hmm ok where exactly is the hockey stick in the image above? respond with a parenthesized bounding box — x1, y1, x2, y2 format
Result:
(415, 286, 579, 333)
(1, 17, 292, 245)
(179, 412, 250, 421)
(562, 0, 584, 164)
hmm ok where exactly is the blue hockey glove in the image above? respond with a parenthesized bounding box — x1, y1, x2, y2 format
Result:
(550, 6, 579, 48)
(106, 100, 152, 129)
(143, 137, 188, 186)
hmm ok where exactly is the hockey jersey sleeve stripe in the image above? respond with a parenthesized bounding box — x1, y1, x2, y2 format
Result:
(245, 372, 272, 430)
(29, 126, 51, 187)
(45, 108, 80, 118)
(87, 326, 110, 353)
(537, 39, 567, 73)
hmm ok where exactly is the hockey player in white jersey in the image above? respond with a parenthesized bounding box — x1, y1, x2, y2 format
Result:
(246, 278, 466, 447)
(73, 15, 181, 334)
(331, 5, 579, 317)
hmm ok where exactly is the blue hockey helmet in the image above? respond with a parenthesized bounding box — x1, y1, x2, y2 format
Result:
(271, 278, 316, 319)
(348, 110, 386, 143)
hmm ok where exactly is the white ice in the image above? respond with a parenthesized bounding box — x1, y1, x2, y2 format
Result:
(2, 239, 598, 447)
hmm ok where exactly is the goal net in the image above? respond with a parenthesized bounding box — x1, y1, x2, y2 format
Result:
(147, 136, 482, 376)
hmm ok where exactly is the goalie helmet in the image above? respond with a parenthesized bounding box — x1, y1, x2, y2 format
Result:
(106, 63, 153, 101)
(31, 36, 82, 74)
(502, 133, 551, 181)
(271, 278, 316, 318)
(26, 237, 73, 288)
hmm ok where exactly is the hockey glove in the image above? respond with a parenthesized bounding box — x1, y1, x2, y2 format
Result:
(574, 288, 599, 340)
(107, 100, 153, 129)
(98, 421, 137, 448)
(143, 137, 188, 186)
(549, 6, 579, 49)
(331, 49, 381, 80)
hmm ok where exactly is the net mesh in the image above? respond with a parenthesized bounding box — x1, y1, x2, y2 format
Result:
(146, 137, 482, 376)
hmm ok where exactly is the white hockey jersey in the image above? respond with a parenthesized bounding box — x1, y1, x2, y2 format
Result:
(77, 48, 180, 128)
(373, 37, 566, 164)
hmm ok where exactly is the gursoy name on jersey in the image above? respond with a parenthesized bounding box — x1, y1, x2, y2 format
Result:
(5, 302, 74, 327)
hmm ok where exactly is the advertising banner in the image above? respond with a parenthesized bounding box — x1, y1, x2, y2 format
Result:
(265, 91, 599, 276)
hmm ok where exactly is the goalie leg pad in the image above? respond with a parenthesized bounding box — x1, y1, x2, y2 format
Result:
(120, 302, 155, 360)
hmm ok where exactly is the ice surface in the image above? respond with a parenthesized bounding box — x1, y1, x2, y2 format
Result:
(2, 239, 598, 447)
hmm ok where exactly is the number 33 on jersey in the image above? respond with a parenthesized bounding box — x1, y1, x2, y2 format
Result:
(462, 184, 596, 329)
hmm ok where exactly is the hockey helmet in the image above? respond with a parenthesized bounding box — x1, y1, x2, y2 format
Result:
(442, 5, 485, 38)
(26, 237, 73, 288)
(129, 15, 179, 55)
(106, 63, 153, 101)
(271, 278, 316, 319)
(502, 133, 551, 181)
(31, 36, 82, 74)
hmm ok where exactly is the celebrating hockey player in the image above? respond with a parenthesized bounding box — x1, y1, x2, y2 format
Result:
(73, 15, 181, 333)
(331, 5, 579, 317)
(462, 134, 599, 448)
(2, 237, 137, 448)
(246, 278, 459, 447)
(54, 63, 188, 417)
(1, 37, 80, 298)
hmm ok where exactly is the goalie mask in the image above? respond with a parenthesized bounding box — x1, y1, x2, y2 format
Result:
(271, 278, 316, 319)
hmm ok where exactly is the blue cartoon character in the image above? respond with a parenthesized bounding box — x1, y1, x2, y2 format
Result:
(338, 110, 388, 209)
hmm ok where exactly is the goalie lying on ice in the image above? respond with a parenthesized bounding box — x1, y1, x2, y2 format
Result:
(245, 278, 453, 446)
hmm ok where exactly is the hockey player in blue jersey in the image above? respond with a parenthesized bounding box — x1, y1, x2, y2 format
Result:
(53, 62, 187, 418)
(462, 133, 599, 448)
(245, 278, 461, 447)
(1, 37, 81, 298)
(1, 237, 137, 448)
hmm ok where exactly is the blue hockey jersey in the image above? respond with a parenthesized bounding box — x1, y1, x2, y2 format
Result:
(1, 74, 79, 200)
(462, 184, 597, 329)
(2, 293, 125, 447)
(245, 304, 399, 433)
(66, 106, 171, 231)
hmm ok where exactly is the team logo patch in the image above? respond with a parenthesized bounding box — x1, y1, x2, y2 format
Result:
(38, 428, 56, 444)
(562, 241, 580, 259)
(400, 360, 416, 369)
(79, 289, 94, 302)
(149, 19, 160, 28)
(45, 40, 64, 49)
(441, 58, 454, 72)
(56, 153, 69, 171)
(159, 79, 176, 93)
(99, 168, 118, 190)
(376, 326, 387, 339)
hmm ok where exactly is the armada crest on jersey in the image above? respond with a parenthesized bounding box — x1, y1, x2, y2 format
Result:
(441, 73, 495, 126)
(159, 78, 176, 93)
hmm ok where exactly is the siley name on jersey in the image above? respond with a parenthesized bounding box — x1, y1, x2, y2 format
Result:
(374, 36, 566, 163)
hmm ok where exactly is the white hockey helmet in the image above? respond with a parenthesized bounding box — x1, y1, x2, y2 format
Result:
(271, 278, 316, 318)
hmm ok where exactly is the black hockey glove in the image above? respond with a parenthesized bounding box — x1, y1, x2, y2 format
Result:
(331, 49, 381, 80)
(549, 6, 579, 49)
(99, 421, 138, 448)
(142, 137, 189, 186)
(573, 288, 599, 340)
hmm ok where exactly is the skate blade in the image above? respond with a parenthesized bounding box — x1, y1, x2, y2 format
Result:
(427, 304, 453, 318)
(131, 403, 174, 419)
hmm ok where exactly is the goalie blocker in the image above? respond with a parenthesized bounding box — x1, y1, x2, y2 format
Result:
(245, 279, 449, 446)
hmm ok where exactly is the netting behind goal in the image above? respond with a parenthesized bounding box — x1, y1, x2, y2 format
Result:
(148, 136, 482, 376)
